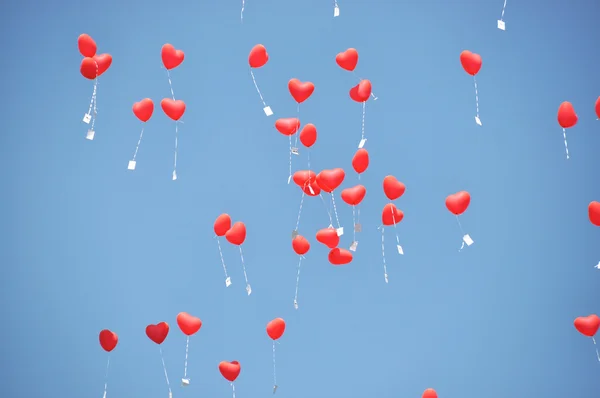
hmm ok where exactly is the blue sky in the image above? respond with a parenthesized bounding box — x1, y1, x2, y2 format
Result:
(1, 0, 599, 397)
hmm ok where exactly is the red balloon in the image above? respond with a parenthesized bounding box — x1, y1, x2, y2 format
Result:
(161, 44, 184, 70)
(177, 312, 202, 336)
(328, 248, 352, 265)
(288, 79, 315, 103)
(132, 98, 154, 122)
(80, 54, 112, 80)
(352, 149, 369, 174)
(422, 388, 438, 398)
(219, 361, 241, 382)
(266, 318, 286, 340)
(349, 80, 371, 102)
(382, 175, 405, 200)
(249, 44, 268, 68)
(316, 228, 339, 248)
(557, 101, 578, 129)
(161, 98, 186, 121)
(336, 48, 358, 71)
(225, 222, 246, 245)
(302, 179, 321, 196)
(146, 322, 169, 345)
(595, 96, 600, 119)
(382, 203, 403, 226)
(574, 314, 600, 337)
(78, 34, 97, 57)
(292, 235, 310, 255)
(99, 329, 118, 352)
(275, 118, 301, 136)
(341, 185, 366, 206)
(214, 213, 232, 236)
(589, 202, 600, 226)
(299, 124, 317, 147)
(316, 168, 345, 193)
(445, 191, 471, 215)
(292, 170, 316, 187)
(460, 50, 482, 76)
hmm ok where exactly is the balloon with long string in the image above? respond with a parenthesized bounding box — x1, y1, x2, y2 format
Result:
(574, 314, 600, 362)
(379, 203, 404, 283)
(176, 312, 202, 386)
(98, 329, 118, 398)
(248, 45, 273, 116)
(316, 168, 346, 236)
(460, 50, 483, 126)
(333, 0, 340, 17)
(557, 101, 578, 159)
(128, 98, 154, 171)
(266, 318, 286, 392)
(214, 214, 233, 287)
(349, 80, 373, 148)
(335, 48, 378, 101)
(445, 191, 473, 250)
(291, 170, 319, 237)
(225, 221, 252, 295)
(352, 148, 369, 181)
(160, 99, 186, 180)
(291, 236, 310, 309)
(146, 322, 172, 398)
(316, 228, 339, 250)
(329, 247, 353, 265)
(422, 388, 438, 398)
(219, 361, 241, 398)
(275, 118, 301, 184)
(382, 175, 406, 256)
(288, 79, 315, 177)
(341, 185, 366, 252)
(299, 123, 317, 170)
(497, 0, 507, 30)
(161, 44, 184, 101)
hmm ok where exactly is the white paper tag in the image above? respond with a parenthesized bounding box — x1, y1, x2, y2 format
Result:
(349, 241, 358, 252)
(291, 230, 299, 238)
(497, 20, 506, 30)
(225, 277, 232, 287)
(384, 273, 388, 284)
(246, 284, 252, 296)
(358, 138, 367, 148)
(293, 299, 298, 309)
(354, 223, 362, 232)
(334, 6, 340, 17)
(287, 175, 291, 184)
(291, 147, 299, 155)
(127, 160, 136, 170)
(181, 378, 190, 386)
(463, 234, 474, 246)
(475, 116, 482, 126)
(336, 227, 344, 236)
(83, 113, 92, 124)
(594, 262, 600, 270)
(397, 245, 404, 255)
(172, 170, 177, 181)
(263, 106, 273, 116)
(273, 385, 278, 394)
(308, 185, 315, 195)
(86, 129, 95, 140)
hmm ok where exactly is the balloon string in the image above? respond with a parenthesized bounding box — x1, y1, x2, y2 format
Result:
(132, 126, 145, 161)
(379, 226, 389, 283)
(166, 70, 176, 100)
(562, 128, 570, 159)
(173, 122, 179, 180)
(352, 206, 357, 242)
(272, 341, 277, 389)
(331, 193, 341, 230)
(473, 76, 480, 119)
(239, 245, 251, 295)
(294, 256, 302, 309)
(216, 237, 230, 280)
(294, 104, 300, 148)
(307, 148, 311, 170)
(455, 215, 466, 251)
(86, 74, 99, 131)
(241, 0, 245, 22)
(288, 136, 293, 184)
(159, 347, 172, 398)
(231, 383, 236, 398)
(361, 101, 366, 143)
(351, 71, 378, 100)
(183, 336, 190, 378)
(500, 0, 507, 20)
(295, 191, 305, 232)
(249, 69, 267, 107)
(319, 194, 334, 227)
(390, 204, 401, 249)
(102, 355, 110, 398)
(593, 337, 600, 362)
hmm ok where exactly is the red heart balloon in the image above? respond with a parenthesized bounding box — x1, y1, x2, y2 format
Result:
(316, 228, 339, 248)
(328, 248, 353, 265)
(299, 123, 317, 147)
(219, 361, 241, 382)
(80, 54, 112, 80)
(460, 50, 482, 76)
(78, 33, 96, 57)
(99, 329, 118, 352)
(292, 170, 316, 187)
(275, 118, 301, 136)
(146, 322, 169, 345)
(288, 79, 315, 104)
(341, 185, 366, 206)
(382, 175, 405, 200)
(161, 98, 186, 121)
(349, 80, 371, 102)
(292, 235, 310, 255)
(336, 48, 358, 72)
(249, 44, 268, 68)
(574, 314, 600, 337)
(316, 168, 345, 193)
(225, 222, 246, 246)
(595, 96, 600, 119)
(94, 54, 112, 76)
(177, 312, 202, 336)
(132, 98, 154, 122)
(422, 388, 438, 398)
(557, 101, 578, 129)
(382, 203, 404, 226)
(302, 179, 321, 196)
(352, 149, 369, 174)
(266, 318, 286, 340)
(161, 44, 184, 70)
(589, 202, 600, 226)
(214, 213, 232, 236)
(445, 191, 471, 215)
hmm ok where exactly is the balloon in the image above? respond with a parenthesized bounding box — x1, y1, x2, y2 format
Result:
(316, 168, 345, 193)
(574, 314, 600, 337)
(349, 80, 371, 102)
(146, 322, 169, 345)
(249, 44, 269, 68)
(177, 312, 202, 336)
(288, 79, 315, 103)
(460, 50, 482, 76)
(341, 185, 366, 206)
(382, 203, 403, 226)
(266, 318, 286, 340)
(219, 361, 241, 382)
(161, 99, 186, 121)
(352, 149, 369, 174)
(214, 213, 232, 236)
(445, 191, 471, 215)
(225, 222, 246, 245)
(422, 388, 438, 398)
(99, 329, 118, 352)
(78, 34, 97, 57)
(275, 118, 301, 136)
(80, 55, 112, 80)
(161, 44, 185, 70)
(336, 48, 358, 71)
(316, 228, 339, 248)
(557, 101, 578, 128)
(132, 98, 154, 122)
(589, 202, 600, 226)
(299, 124, 317, 147)
(328, 248, 353, 265)
(302, 179, 321, 196)
(595, 96, 600, 119)
(382, 175, 405, 200)
(293, 170, 316, 187)
(292, 235, 310, 255)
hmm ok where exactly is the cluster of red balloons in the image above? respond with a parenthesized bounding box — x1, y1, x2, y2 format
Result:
(214, 214, 247, 246)
(78, 34, 112, 80)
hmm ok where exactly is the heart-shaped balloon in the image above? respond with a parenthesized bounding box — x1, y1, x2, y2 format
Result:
(94, 54, 112, 76)
(445, 191, 471, 215)
(177, 312, 202, 336)
(219, 361, 241, 382)
(266, 318, 286, 340)
(574, 314, 600, 337)
(302, 179, 321, 196)
(316, 168, 345, 193)
(595, 96, 600, 119)
(299, 124, 317, 147)
(292, 235, 310, 255)
(316, 228, 339, 248)
(249, 44, 268, 68)
(146, 322, 169, 345)
(288, 79, 315, 104)
(275, 118, 301, 136)
(383, 175, 405, 200)
(225, 221, 246, 246)
(341, 185, 366, 206)
(292, 170, 316, 187)
(349, 80, 371, 102)
(132, 98, 154, 122)
(328, 248, 353, 265)
(557, 101, 578, 129)
(214, 213, 232, 236)
(78, 33, 96, 57)
(336, 48, 358, 71)
(80, 54, 112, 80)
(422, 388, 438, 398)
(161, 98, 186, 121)
(161, 44, 184, 70)
(99, 329, 118, 352)
(382, 203, 404, 226)
(589, 201, 600, 227)
(460, 50, 482, 76)
(352, 149, 369, 174)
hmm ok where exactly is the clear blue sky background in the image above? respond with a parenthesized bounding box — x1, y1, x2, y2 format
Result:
(1, 0, 599, 397)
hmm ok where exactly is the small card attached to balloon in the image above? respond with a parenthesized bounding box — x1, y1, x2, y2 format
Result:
(291, 147, 299, 155)
(397, 245, 404, 255)
(354, 223, 362, 232)
(86, 129, 95, 140)
(293, 299, 298, 310)
(172, 170, 177, 181)
(334, 6, 340, 17)
(336, 227, 344, 236)
(225, 277, 232, 287)
(263, 106, 273, 116)
(349, 241, 358, 252)
(273, 385, 278, 394)
(127, 160, 136, 170)
(83, 113, 92, 124)
(475, 116, 482, 126)
(308, 185, 315, 195)
(358, 138, 367, 149)
(497, 20, 505, 30)
(246, 284, 252, 296)
(384, 273, 389, 284)
(182, 378, 190, 386)
(462, 234, 474, 246)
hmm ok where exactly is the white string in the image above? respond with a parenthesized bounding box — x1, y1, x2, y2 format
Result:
(295, 191, 305, 232)
(239, 246, 251, 294)
(319, 194, 334, 227)
(390, 205, 401, 249)
(272, 341, 277, 389)
(361, 101, 366, 142)
(231, 383, 236, 398)
(216, 237, 230, 280)
(562, 128, 570, 159)
(132, 126, 145, 161)
(166, 70, 176, 100)
(330, 193, 341, 229)
(500, 0, 507, 20)
(379, 226, 388, 283)
(241, 0, 245, 21)
(102, 356, 110, 398)
(288, 136, 293, 183)
(293, 256, 302, 309)
(592, 337, 600, 362)
(455, 215, 467, 251)
(173, 122, 179, 179)
(86, 73, 99, 131)
(474, 76, 480, 119)
(352, 206, 357, 242)
(159, 347, 172, 398)
(307, 149, 311, 170)
(249, 69, 267, 107)
(183, 336, 190, 378)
